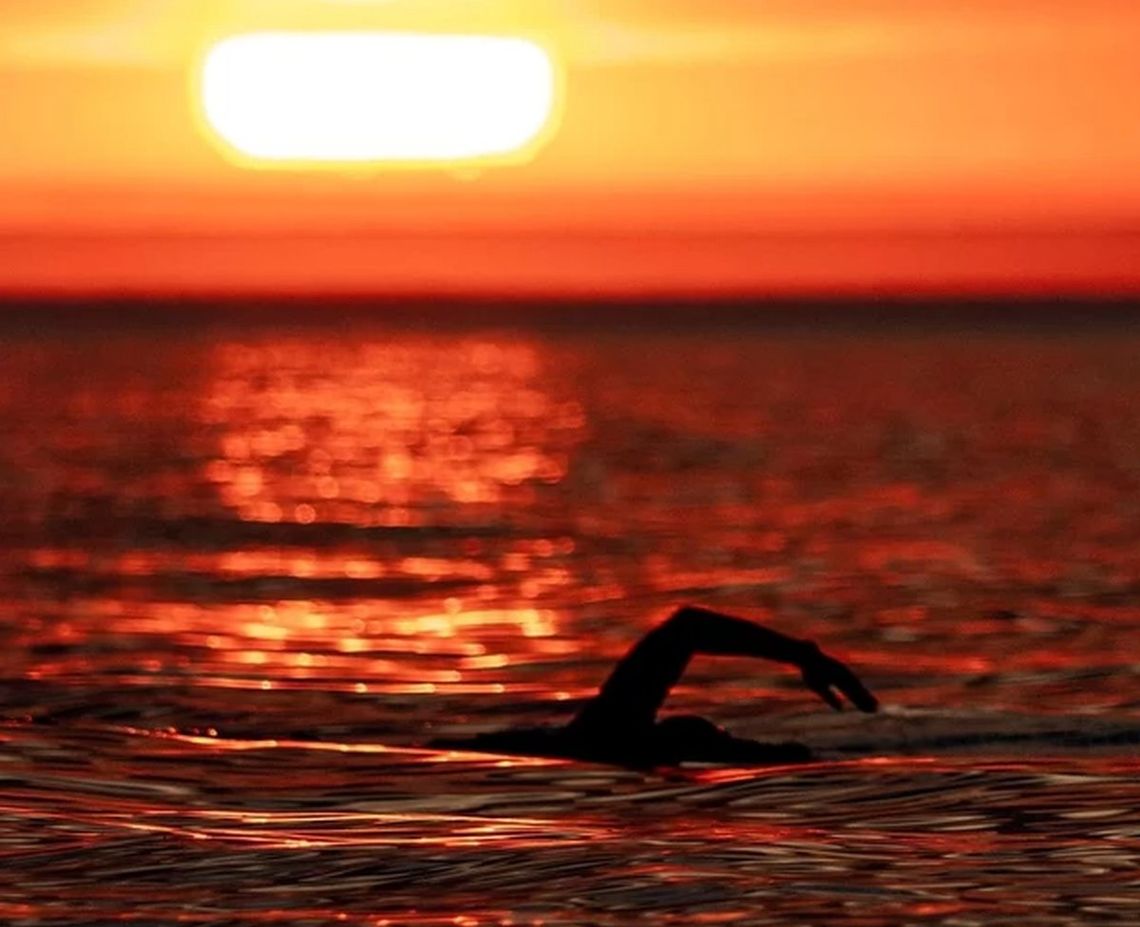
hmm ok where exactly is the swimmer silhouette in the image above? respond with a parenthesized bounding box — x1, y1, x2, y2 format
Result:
(431, 605, 878, 767)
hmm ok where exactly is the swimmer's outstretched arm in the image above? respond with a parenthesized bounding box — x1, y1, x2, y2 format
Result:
(568, 605, 878, 736)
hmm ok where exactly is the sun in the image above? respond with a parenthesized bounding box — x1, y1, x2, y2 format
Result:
(198, 32, 560, 167)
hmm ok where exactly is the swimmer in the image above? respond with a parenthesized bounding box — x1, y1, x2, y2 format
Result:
(431, 605, 879, 767)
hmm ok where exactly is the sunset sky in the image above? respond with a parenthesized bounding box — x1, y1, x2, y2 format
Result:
(2, 0, 1139, 298)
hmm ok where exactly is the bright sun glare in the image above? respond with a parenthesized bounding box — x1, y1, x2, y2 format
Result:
(199, 32, 559, 166)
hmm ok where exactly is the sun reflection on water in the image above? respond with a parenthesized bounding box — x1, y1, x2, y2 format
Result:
(203, 339, 580, 524)
(3, 336, 597, 705)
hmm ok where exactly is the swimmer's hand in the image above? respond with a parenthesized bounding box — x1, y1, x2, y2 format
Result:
(799, 644, 879, 713)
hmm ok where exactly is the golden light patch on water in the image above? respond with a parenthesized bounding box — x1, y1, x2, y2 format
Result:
(8, 567, 572, 691)
(201, 338, 580, 526)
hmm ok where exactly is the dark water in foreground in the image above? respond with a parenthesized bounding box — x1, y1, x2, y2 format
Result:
(1, 321, 1138, 925)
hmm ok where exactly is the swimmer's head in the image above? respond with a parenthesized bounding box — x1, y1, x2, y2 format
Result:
(654, 714, 813, 765)
(655, 714, 727, 744)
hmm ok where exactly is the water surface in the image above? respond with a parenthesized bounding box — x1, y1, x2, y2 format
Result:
(1, 321, 1138, 925)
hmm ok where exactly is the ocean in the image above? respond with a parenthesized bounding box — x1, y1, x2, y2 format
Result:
(1, 315, 1138, 925)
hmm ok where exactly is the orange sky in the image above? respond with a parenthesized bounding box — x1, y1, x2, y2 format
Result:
(2, 0, 1139, 298)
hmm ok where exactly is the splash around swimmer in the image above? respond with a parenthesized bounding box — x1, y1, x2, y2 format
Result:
(430, 605, 879, 767)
